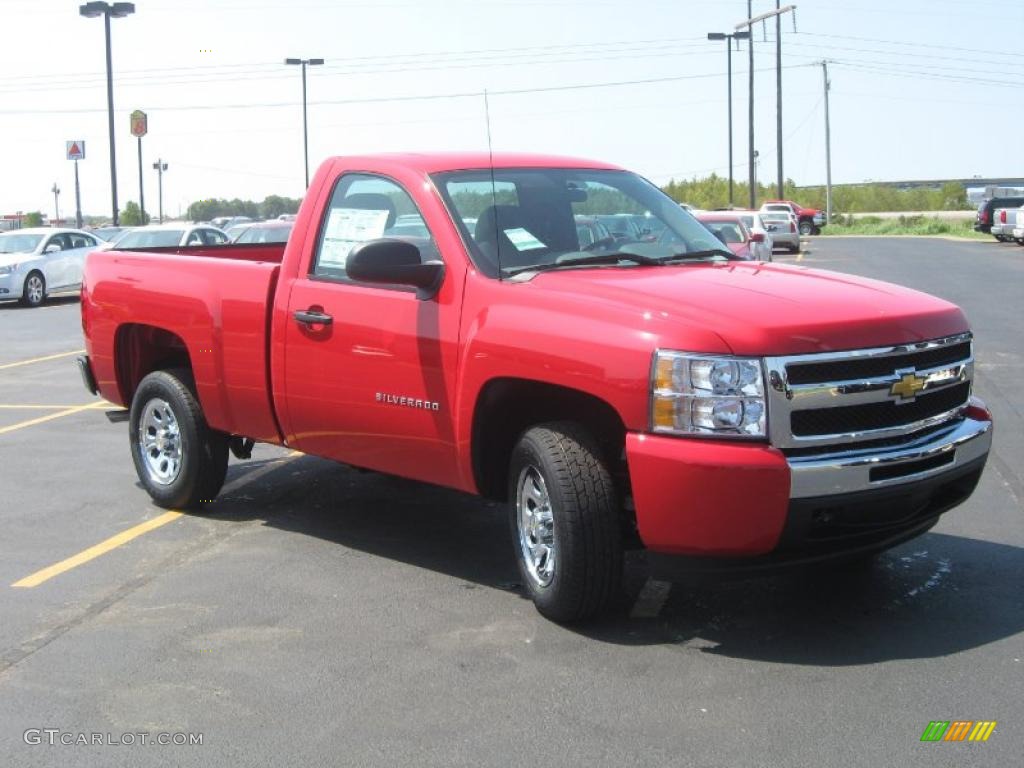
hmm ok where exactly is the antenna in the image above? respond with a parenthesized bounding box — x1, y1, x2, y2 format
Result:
(483, 89, 502, 279)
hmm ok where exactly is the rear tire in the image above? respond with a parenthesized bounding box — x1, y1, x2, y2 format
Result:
(508, 422, 622, 622)
(21, 271, 45, 307)
(129, 368, 228, 510)
(788, 244, 800, 254)
(798, 220, 814, 236)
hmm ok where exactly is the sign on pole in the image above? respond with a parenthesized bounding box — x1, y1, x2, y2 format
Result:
(66, 140, 86, 161)
(130, 110, 148, 138)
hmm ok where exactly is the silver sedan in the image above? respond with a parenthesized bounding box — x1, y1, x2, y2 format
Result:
(0, 228, 101, 307)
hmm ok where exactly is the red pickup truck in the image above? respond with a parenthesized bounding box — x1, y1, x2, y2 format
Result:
(78, 152, 992, 621)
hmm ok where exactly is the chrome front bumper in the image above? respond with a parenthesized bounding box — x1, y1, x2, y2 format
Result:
(788, 415, 992, 499)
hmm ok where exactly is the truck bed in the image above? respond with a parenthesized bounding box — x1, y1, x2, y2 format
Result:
(83, 244, 284, 443)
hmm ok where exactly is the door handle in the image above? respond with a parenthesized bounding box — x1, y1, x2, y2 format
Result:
(293, 309, 333, 326)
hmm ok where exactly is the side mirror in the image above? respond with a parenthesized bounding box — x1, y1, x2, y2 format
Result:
(346, 238, 444, 300)
(750, 232, 765, 243)
(44, 244, 62, 253)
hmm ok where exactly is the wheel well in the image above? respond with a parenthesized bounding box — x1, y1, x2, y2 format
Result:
(114, 324, 192, 404)
(471, 378, 627, 503)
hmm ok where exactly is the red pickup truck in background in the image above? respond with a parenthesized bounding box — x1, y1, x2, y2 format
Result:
(761, 199, 827, 235)
(78, 153, 992, 622)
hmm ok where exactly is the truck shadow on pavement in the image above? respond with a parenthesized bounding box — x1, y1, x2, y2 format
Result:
(197, 454, 1023, 666)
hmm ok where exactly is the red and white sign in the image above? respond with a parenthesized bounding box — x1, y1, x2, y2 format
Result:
(130, 110, 148, 138)
(66, 140, 86, 161)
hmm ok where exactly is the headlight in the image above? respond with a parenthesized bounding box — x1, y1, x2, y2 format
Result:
(0, 264, 16, 275)
(651, 351, 766, 437)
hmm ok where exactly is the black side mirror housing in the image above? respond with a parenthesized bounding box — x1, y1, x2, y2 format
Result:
(346, 238, 444, 300)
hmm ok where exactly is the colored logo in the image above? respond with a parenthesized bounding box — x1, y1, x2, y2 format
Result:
(920, 721, 997, 742)
(890, 371, 927, 401)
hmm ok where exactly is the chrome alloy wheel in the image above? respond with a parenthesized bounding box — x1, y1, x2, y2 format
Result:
(138, 397, 183, 486)
(516, 465, 556, 587)
(25, 274, 44, 304)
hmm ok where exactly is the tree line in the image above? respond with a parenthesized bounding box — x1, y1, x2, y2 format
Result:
(185, 195, 302, 222)
(660, 175, 969, 213)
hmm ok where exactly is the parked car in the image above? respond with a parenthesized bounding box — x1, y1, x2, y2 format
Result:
(79, 152, 992, 622)
(0, 228, 100, 307)
(573, 215, 614, 249)
(233, 221, 295, 244)
(110, 223, 230, 249)
(974, 196, 1024, 236)
(758, 211, 801, 253)
(91, 226, 131, 242)
(733, 211, 774, 261)
(760, 199, 826, 235)
(988, 206, 1020, 242)
(1011, 207, 1024, 245)
(694, 213, 755, 260)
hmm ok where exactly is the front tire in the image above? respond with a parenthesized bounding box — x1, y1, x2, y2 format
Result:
(129, 369, 228, 509)
(21, 271, 45, 307)
(508, 423, 622, 622)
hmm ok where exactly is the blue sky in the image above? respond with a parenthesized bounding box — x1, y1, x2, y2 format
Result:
(1, 0, 1022, 218)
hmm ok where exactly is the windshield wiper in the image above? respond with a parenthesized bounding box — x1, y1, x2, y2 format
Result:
(660, 248, 734, 262)
(502, 252, 662, 276)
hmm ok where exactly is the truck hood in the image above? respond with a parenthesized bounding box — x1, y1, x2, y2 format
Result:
(526, 261, 968, 356)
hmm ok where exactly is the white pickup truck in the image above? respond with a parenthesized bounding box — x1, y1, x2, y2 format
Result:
(989, 205, 1022, 242)
(1010, 206, 1024, 245)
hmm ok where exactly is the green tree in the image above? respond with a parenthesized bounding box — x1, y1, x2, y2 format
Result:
(260, 195, 300, 218)
(22, 211, 44, 227)
(120, 201, 150, 226)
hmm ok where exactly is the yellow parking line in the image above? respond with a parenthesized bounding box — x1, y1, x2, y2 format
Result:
(0, 402, 106, 436)
(0, 349, 86, 371)
(0, 404, 102, 410)
(12, 511, 184, 588)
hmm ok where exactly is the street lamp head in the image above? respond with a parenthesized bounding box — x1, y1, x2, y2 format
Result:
(707, 32, 727, 40)
(285, 58, 302, 65)
(734, 30, 751, 40)
(79, 1, 105, 17)
(308, 58, 325, 66)
(110, 2, 135, 17)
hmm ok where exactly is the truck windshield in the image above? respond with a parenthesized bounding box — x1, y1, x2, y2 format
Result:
(433, 168, 725, 277)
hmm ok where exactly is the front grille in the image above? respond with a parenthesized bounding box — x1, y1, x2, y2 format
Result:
(791, 382, 970, 437)
(765, 334, 974, 451)
(786, 341, 971, 384)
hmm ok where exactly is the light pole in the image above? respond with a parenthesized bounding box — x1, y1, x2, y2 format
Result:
(707, 30, 750, 206)
(51, 184, 61, 226)
(285, 57, 324, 188)
(152, 159, 168, 223)
(79, 1, 135, 226)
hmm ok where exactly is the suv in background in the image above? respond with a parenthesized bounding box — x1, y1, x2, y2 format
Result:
(975, 197, 1024, 238)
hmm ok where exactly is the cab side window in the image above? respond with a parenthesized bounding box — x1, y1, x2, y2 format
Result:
(312, 174, 437, 282)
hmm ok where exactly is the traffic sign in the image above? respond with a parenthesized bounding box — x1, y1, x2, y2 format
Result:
(130, 110, 148, 138)
(66, 141, 86, 161)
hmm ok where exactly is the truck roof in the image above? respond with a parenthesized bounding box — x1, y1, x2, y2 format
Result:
(325, 152, 621, 174)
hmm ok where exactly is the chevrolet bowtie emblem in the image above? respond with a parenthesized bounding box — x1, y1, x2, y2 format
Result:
(890, 372, 927, 401)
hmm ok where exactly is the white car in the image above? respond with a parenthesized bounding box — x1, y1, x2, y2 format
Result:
(758, 212, 801, 253)
(734, 211, 775, 261)
(105, 223, 230, 250)
(0, 228, 101, 307)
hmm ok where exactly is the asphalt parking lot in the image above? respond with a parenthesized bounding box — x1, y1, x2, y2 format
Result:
(1, 237, 1021, 767)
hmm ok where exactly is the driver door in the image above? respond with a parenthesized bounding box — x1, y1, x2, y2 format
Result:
(280, 173, 463, 488)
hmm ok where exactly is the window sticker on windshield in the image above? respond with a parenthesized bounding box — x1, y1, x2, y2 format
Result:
(504, 227, 545, 251)
(320, 207, 390, 266)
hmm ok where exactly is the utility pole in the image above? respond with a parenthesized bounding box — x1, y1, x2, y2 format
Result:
(152, 158, 168, 223)
(822, 60, 833, 224)
(51, 183, 61, 225)
(746, 0, 754, 209)
(775, 0, 783, 199)
(285, 57, 324, 188)
(73, 160, 83, 228)
(736, 4, 796, 207)
(137, 135, 145, 221)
